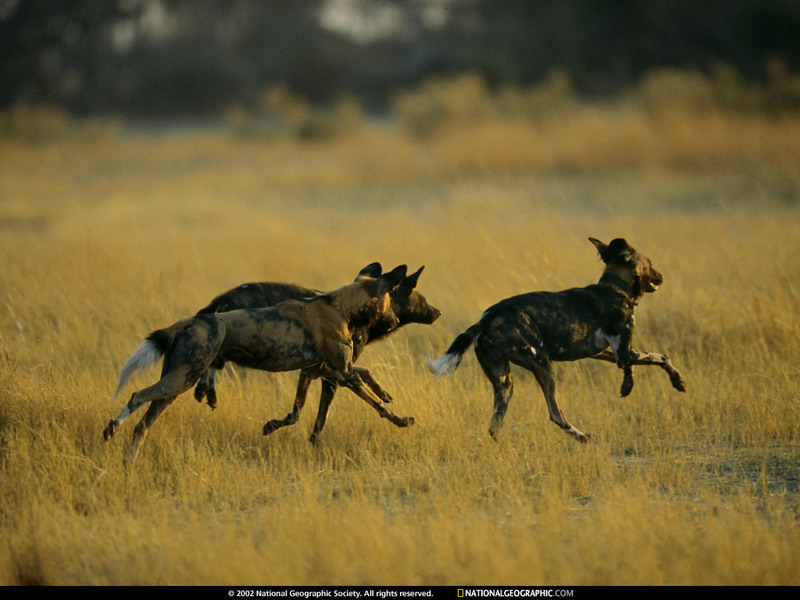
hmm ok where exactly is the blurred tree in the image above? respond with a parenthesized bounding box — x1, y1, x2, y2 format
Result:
(1, 0, 799, 118)
(0, 0, 139, 111)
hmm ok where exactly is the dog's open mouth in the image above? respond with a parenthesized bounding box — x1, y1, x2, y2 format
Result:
(645, 270, 663, 293)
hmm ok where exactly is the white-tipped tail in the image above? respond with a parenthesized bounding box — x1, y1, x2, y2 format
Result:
(425, 352, 461, 377)
(111, 339, 163, 401)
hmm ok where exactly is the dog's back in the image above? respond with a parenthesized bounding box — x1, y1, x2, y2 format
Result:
(196, 282, 321, 314)
(482, 285, 635, 361)
(214, 273, 400, 372)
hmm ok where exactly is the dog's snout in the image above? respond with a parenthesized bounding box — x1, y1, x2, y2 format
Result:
(646, 269, 663, 293)
(652, 270, 663, 286)
(426, 307, 443, 324)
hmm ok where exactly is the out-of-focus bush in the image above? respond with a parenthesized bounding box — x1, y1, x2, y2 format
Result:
(0, 104, 124, 141)
(390, 72, 497, 137)
(391, 64, 800, 139)
(635, 69, 717, 116)
(496, 69, 577, 125)
(390, 69, 582, 138)
(762, 58, 800, 113)
(0, 104, 73, 140)
(225, 84, 366, 141)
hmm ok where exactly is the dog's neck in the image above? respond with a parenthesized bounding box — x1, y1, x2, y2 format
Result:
(599, 272, 637, 303)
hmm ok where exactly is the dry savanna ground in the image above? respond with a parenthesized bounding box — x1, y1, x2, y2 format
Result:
(1, 79, 800, 585)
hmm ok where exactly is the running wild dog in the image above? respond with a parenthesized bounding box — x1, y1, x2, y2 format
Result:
(104, 265, 411, 464)
(193, 263, 441, 443)
(427, 238, 686, 442)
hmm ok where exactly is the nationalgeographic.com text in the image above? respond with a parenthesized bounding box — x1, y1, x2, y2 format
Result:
(461, 589, 574, 598)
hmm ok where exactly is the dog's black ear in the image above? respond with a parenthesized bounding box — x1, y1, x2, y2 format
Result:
(589, 237, 609, 262)
(398, 266, 424, 292)
(355, 262, 382, 281)
(607, 238, 633, 262)
(590, 237, 632, 263)
(375, 264, 408, 295)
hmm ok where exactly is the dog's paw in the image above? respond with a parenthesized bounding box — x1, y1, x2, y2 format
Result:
(567, 427, 590, 443)
(620, 379, 634, 397)
(102, 421, 117, 441)
(262, 420, 283, 436)
(671, 372, 687, 392)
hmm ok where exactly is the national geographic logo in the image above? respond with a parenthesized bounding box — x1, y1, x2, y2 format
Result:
(458, 590, 574, 598)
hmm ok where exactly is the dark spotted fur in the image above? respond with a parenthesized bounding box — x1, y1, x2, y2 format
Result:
(104, 265, 412, 464)
(194, 263, 441, 444)
(427, 238, 686, 442)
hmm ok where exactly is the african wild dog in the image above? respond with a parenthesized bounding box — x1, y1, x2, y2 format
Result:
(104, 265, 411, 464)
(193, 263, 441, 444)
(427, 238, 686, 442)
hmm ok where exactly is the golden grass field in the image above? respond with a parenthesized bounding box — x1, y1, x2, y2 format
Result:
(1, 83, 800, 585)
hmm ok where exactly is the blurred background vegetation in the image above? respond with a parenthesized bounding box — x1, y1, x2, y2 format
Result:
(2, 3, 800, 586)
(2, 0, 800, 139)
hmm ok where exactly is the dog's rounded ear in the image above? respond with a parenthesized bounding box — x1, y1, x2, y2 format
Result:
(608, 238, 633, 262)
(375, 264, 408, 295)
(591, 237, 634, 263)
(398, 266, 424, 292)
(589, 237, 609, 262)
(355, 262, 382, 281)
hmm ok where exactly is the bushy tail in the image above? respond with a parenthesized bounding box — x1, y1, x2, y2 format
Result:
(426, 323, 482, 377)
(110, 339, 163, 401)
(110, 320, 188, 401)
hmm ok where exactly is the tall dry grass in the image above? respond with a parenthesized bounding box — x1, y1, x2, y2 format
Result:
(1, 74, 800, 585)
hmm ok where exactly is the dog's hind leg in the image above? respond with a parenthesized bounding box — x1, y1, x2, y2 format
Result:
(474, 342, 514, 437)
(515, 347, 589, 442)
(103, 366, 198, 443)
(478, 326, 589, 442)
(263, 368, 316, 436)
(126, 396, 176, 465)
(104, 314, 226, 450)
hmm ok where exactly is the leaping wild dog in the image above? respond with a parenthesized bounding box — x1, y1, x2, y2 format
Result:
(426, 238, 686, 442)
(104, 265, 411, 464)
(193, 263, 441, 443)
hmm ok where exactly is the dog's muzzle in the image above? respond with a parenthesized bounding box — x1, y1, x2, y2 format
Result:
(646, 270, 663, 293)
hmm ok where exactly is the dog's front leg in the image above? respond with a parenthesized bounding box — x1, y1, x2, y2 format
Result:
(592, 350, 635, 397)
(336, 370, 414, 428)
(320, 337, 412, 428)
(592, 348, 686, 394)
(620, 365, 634, 397)
(595, 321, 637, 397)
(309, 377, 338, 445)
(627, 348, 686, 392)
(263, 367, 317, 436)
(194, 368, 218, 409)
(351, 365, 393, 403)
